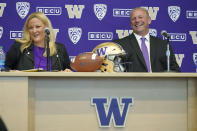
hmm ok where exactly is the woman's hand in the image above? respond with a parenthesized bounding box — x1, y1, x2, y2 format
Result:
(63, 68, 72, 72)
(9, 70, 21, 72)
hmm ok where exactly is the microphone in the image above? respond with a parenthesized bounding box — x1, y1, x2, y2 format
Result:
(44, 27, 50, 71)
(44, 28, 50, 35)
(161, 30, 171, 72)
(161, 30, 169, 39)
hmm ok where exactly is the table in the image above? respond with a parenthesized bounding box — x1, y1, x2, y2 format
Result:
(0, 72, 196, 131)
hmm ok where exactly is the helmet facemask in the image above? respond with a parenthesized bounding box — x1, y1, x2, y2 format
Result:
(93, 42, 132, 72)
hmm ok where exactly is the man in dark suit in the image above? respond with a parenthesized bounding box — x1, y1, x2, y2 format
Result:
(113, 7, 180, 72)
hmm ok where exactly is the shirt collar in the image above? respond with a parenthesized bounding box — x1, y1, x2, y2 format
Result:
(134, 33, 150, 42)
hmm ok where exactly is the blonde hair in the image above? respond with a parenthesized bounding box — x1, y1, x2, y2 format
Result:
(16, 12, 57, 56)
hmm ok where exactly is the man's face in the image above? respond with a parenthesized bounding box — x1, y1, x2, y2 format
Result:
(130, 8, 151, 36)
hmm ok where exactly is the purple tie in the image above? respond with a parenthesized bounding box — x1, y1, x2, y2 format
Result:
(141, 37, 150, 72)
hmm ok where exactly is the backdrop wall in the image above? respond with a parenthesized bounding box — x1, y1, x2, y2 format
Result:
(0, 0, 197, 72)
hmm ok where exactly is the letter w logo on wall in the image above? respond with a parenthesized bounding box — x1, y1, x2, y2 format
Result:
(91, 97, 132, 127)
(0, 3, 6, 17)
(65, 4, 85, 19)
(189, 31, 197, 44)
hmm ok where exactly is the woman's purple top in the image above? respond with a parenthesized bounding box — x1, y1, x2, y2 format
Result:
(34, 46, 51, 70)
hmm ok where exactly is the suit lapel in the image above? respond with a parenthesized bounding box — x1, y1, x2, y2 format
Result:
(25, 44, 34, 63)
(150, 36, 157, 70)
(51, 54, 58, 68)
(129, 34, 147, 70)
(51, 46, 60, 69)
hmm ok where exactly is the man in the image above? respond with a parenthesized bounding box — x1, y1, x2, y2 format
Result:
(113, 7, 180, 72)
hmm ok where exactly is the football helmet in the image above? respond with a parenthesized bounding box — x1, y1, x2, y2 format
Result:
(92, 42, 129, 72)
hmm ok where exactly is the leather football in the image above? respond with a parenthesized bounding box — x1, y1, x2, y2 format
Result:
(70, 52, 103, 72)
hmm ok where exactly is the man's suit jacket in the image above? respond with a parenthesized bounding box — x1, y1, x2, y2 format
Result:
(5, 41, 71, 71)
(113, 33, 180, 72)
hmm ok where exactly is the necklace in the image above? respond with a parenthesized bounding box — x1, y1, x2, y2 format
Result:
(34, 46, 45, 69)
(37, 52, 44, 69)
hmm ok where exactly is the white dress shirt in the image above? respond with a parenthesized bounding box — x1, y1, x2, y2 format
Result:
(133, 33, 152, 72)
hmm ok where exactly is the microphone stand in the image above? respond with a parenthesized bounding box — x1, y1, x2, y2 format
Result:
(46, 35, 50, 71)
(166, 37, 170, 72)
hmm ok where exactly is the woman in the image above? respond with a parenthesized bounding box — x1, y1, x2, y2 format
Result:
(5, 12, 71, 72)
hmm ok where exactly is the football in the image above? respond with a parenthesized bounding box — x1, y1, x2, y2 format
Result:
(70, 52, 103, 72)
